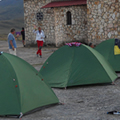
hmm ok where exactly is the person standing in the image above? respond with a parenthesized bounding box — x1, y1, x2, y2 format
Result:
(21, 27, 25, 47)
(8, 28, 19, 56)
(33, 26, 45, 58)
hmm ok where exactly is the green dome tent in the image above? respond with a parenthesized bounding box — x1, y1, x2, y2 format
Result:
(0, 52, 59, 117)
(95, 39, 120, 72)
(39, 43, 117, 88)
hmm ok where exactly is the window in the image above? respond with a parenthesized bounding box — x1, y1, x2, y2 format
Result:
(36, 12, 43, 21)
(67, 11, 72, 25)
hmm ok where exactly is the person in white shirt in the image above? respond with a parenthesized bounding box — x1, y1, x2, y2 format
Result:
(33, 26, 45, 58)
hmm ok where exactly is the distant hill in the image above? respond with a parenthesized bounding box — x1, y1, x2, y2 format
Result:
(0, 0, 23, 6)
(0, 18, 24, 34)
(0, 0, 24, 20)
(0, 0, 24, 35)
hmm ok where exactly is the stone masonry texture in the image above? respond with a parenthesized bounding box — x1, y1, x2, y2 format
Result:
(24, 0, 120, 46)
(87, 0, 120, 44)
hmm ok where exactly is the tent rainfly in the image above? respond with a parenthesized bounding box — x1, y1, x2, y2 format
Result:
(39, 43, 117, 88)
(0, 52, 59, 117)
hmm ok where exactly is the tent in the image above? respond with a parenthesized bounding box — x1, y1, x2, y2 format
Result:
(39, 43, 117, 88)
(0, 52, 59, 117)
(40, 44, 117, 88)
(95, 39, 120, 72)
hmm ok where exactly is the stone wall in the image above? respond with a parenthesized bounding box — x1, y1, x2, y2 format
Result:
(24, 0, 70, 46)
(54, 5, 87, 46)
(87, 0, 120, 45)
(24, 0, 87, 46)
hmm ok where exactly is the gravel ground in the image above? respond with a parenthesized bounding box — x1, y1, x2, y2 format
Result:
(0, 40, 120, 120)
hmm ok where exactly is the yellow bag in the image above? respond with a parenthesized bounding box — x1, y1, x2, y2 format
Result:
(114, 45, 120, 55)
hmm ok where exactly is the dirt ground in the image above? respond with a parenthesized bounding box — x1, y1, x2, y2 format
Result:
(0, 40, 120, 120)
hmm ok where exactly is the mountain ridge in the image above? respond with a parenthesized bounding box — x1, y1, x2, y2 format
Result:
(0, 0, 24, 34)
(0, 0, 24, 20)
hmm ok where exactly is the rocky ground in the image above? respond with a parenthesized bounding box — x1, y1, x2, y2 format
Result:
(0, 40, 120, 120)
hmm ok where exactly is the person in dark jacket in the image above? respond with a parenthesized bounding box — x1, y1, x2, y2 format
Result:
(21, 27, 25, 47)
(89, 43, 94, 48)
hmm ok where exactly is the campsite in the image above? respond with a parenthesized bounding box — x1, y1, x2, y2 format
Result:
(0, 0, 119, 119)
(1, 40, 120, 120)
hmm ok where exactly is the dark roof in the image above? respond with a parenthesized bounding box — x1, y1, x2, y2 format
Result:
(41, 0, 87, 8)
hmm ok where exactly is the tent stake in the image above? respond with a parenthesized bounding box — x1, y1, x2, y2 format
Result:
(19, 112, 23, 119)
(59, 102, 64, 105)
(112, 82, 115, 85)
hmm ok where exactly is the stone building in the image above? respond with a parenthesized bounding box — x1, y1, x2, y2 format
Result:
(24, 0, 120, 46)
